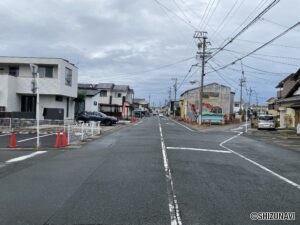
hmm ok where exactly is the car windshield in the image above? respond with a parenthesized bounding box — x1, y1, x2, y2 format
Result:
(258, 115, 274, 121)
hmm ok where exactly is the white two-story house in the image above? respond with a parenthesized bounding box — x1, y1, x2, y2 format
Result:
(0, 56, 78, 120)
(77, 82, 134, 118)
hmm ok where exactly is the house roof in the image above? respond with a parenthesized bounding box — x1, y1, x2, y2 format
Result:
(78, 83, 97, 89)
(276, 95, 300, 103)
(180, 82, 232, 97)
(276, 69, 300, 88)
(113, 85, 130, 92)
(84, 89, 100, 97)
(0, 56, 77, 68)
(96, 83, 114, 89)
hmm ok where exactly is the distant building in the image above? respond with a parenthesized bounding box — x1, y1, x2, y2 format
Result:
(233, 101, 244, 113)
(0, 56, 78, 120)
(180, 83, 235, 121)
(77, 82, 134, 118)
(133, 98, 149, 117)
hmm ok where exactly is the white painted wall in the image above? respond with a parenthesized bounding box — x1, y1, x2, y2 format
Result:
(0, 57, 78, 119)
(85, 95, 99, 112)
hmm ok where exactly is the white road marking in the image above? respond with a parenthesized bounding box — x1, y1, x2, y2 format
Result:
(0, 133, 11, 137)
(17, 133, 55, 143)
(5, 151, 47, 164)
(167, 147, 231, 153)
(159, 120, 182, 225)
(220, 132, 300, 190)
(230, 126, 243, 131)
(171, 119, 195, 132)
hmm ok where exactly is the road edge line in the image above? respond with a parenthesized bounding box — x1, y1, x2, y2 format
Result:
(219, 132, 300, 190)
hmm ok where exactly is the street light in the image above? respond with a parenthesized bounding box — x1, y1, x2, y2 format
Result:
(30, 64, 40, 149)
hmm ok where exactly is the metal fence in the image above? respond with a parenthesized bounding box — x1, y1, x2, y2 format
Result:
(68, 121, 101, 144)
(0, 118, 101, 145)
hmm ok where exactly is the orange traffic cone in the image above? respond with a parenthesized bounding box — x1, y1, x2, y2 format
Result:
(9, 132, 17, 148)
(54, 131, 61, 148)
(61, 132, 68, 147)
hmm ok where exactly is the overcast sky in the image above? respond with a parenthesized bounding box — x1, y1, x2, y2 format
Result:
(1, 0, 299, 106)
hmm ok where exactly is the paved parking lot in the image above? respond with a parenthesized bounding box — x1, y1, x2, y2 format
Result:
(0, 132, 58, 149)
(245, 128, 300, 151)
(0, 122, 129, 149)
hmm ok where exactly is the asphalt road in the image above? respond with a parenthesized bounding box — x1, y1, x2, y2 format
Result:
(0, 116, 299, 225)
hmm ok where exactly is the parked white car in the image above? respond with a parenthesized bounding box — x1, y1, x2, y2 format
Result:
(257, 115, 276, 130)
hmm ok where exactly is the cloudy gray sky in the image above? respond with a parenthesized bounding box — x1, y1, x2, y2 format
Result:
(0, 0, 299, 106)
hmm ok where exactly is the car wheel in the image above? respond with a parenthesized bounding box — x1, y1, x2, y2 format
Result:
(105, 120, 112, 126)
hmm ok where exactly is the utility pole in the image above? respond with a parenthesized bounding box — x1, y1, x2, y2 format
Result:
(239, 61, 246, 114)
(168, 87, 172, 116)
(30, 64, 40, 149)
(194, 31, 210, 125)
(172, 78, 178, 101)
(171, 78, 178, 118)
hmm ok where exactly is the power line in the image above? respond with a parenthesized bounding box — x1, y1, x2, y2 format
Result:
(236, 38, 300, 49)
(223, 48, 300, 61)
(197, 0, 214, 29)
(207, 0, 280, 61)
(153, 0, 196, 29)
(210, 0, 241, 40)
(172, 0, 193, 25)
(203, 0, 221, 31)
(207, 21, 300, 73)
(177, 65, 199, 91)
(261, 17, 300, 32)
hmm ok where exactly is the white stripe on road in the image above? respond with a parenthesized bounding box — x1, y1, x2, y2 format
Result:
(230, 126, 243, 131)
(17, 133, 55, 143)
(167, 147, 231, 153)
(159, 120, 182, 225)
(220, 132, 300, 190)
(0, 133, 11, 137)
(5, 151, 47, 164)
(171, 119, 195, 132)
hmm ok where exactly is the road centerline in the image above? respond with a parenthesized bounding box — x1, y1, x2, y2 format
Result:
(158, 119, 182, 225)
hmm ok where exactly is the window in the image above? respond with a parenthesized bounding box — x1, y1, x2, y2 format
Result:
(21, 96, 36, 112)
(38, 66, 53, 78)
(100, 90, 107, 97)
(66, 97, 69, 118)
(56, 95, 63, 102)
(65, 67, 72, 86)
(9, 66, 19, 76)
(115, 93, 122, 98)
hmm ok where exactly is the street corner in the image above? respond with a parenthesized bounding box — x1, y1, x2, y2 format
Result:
(244, 128, 300, 151)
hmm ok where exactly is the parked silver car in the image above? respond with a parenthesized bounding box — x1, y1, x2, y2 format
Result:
(257, 115, 276, 130)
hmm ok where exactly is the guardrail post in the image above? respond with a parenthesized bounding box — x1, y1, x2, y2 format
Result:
(9, 118, 12, 132)
(98, 122, 101, 134)
(67, 124, 70, 145)
(91, 121, 94, 137)
(81, 122, 84, 141)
